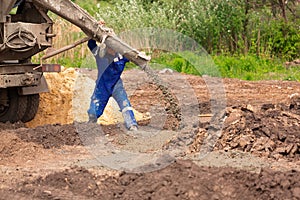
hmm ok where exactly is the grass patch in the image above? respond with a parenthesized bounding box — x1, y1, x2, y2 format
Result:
(150, 52, 299, 81)
(213, 55, 299, 81)
(151, 51, 221, 77)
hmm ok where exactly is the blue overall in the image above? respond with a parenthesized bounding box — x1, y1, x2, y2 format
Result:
(87, 39, 137, 129)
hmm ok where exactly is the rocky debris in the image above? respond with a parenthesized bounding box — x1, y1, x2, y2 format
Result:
(159, 68, 174, 74)
(247, 169, 300, 200)
(289, 93, 300, 115)
(285, 59, 300, 68)
(191, 95, 300, 161)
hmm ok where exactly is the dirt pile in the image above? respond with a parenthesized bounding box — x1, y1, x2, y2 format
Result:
(16, 124, 81, 149)
(1, 160, 300, 200)
(0, 122, 86, 166)
(0, 122, 25, 130)
(26, 68, 76, 127)
(0, 131, 43, 164)
(192, 94, 300, 161)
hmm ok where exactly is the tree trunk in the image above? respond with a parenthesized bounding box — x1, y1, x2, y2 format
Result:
(242, 0, 250, 55)
(256, 28, 261, 57)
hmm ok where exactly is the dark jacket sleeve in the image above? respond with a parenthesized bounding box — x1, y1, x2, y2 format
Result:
(87, 39, 97, 52)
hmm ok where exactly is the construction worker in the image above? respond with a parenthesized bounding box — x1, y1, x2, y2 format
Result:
(87, 28, 138, 131)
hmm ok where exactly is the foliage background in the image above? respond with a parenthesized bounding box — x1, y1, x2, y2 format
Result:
(40, 0, 300, 81)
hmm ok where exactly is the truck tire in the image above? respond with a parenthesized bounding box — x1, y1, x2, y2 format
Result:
(21, 94, 40, 122)
(0, 88, 27, 123)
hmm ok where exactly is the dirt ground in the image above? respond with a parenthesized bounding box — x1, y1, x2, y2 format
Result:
(0, 68, 300, 199)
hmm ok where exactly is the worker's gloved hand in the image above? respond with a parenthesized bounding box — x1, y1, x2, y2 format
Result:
(98, 43, 106, 58)
(97, 20, 107, 58)
(98, 20, 106, 26)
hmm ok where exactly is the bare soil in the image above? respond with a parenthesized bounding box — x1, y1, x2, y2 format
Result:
(0, 69, 300, 199)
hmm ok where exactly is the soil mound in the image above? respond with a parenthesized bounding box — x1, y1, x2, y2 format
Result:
(1, 160, 300, 200)
(0, 122, 26, 130)
(0, 131, 43, 164)
(26, 68, 76, 128)
(16, 124, 81, 149)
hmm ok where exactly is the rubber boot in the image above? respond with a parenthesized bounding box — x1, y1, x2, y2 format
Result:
(112, 80, 138, 130)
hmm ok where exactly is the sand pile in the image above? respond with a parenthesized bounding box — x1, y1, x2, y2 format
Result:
(26, 68, 149, 128)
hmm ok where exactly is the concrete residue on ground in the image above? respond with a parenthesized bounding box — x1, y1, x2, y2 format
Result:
(26, 67, 150, 128)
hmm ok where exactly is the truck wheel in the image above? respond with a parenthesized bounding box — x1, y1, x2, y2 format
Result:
(21, 94, 40, 123)
(0, 88, 27, 123)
